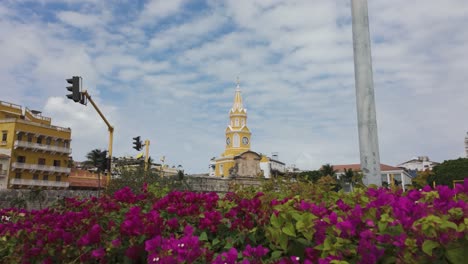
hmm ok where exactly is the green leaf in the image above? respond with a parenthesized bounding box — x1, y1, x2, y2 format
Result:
(271, 251, 283, 259)
(378, 222, 387, 232)
(422, 240, 439, 256)
(271, 214, 281, 228)
(445, 241, 468, 264)
(279, 233, 288, 251)
(212, 238, 220, 246)
(199, 232, 208, 241)
(440, 220, 458, 230)
(282, 222, 296, 237)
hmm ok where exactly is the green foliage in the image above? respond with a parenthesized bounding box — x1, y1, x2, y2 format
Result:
(429, 158, 468, 187)
(105, 167, 160, 195)
(412, 170, 434, 188)
(85, 149, 106, 171)
(296, 170, 323, 182)
(320, 164, 337, 178)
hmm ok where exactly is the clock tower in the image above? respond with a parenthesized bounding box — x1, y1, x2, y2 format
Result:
(214, 81, 252, 177)
(223, 83, 251, 156)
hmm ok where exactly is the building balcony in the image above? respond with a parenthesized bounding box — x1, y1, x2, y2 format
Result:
(10, 178, 69, 188)
(0, 170, 7, 177)
(11, 162, 71, 174)
(14, 140, 71, 154)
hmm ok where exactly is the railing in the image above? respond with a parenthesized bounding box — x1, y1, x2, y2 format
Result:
(10, 178, 69, 188)
(11, 162, 71, 174)
(0, 118, 71, 132)
(0, 170, 7, 177)
(0, 100, 22, 110)
(25, 108, 52, 123)
(14, 140, 71, 154)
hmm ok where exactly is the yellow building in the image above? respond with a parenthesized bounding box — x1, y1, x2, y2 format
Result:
(0, 100, 71, 189)
(214, 83, 252, 176)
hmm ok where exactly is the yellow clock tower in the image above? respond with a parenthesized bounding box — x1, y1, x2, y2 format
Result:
(214, 82, 252, 176)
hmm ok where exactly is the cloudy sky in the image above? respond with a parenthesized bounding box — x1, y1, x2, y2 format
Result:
(1, 0, 468, 173)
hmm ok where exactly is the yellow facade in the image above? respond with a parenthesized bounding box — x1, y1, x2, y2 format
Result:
(0, 100, 71, 189)
(214, 84, 252, 177)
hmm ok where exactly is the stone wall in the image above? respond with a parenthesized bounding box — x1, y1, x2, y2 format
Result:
(0, 189, 99, 210)
(0, 176, 264, 210)
(185, 176, 264, 193)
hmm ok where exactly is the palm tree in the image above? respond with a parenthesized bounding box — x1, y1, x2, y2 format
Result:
(85, 149, 106, 170)
(85, 149, 106, 195)
(320, 164, 336, 178)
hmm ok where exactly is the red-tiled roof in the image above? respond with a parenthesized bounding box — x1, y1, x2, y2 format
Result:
(68, 169, 108, 188)
(333, 164, 402, 172)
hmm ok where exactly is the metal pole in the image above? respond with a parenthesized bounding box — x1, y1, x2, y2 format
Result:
(144, 139, 150, 181)
(351, 0, 382, 186)
(82, 90, 114, 187)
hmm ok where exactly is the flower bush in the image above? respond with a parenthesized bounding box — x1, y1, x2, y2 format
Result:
(1, 180, 467, 263)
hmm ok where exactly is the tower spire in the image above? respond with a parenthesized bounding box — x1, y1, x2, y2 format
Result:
(232, 78, 244, 112)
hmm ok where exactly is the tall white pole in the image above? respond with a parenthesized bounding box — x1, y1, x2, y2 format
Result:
(351, 0, 382, 186)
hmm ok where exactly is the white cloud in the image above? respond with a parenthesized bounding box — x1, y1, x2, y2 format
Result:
(138, 0, 187, 25)
(56, 11, 102, 28)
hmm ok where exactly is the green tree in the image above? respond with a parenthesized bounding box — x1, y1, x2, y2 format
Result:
(412, 170, 434, 189)
(85, 149, 106, 172)
(106, 166, 160, 195)
(297, 170, 322, 182)
(428, 158, 468, 187)
(320, 164, 336, 177)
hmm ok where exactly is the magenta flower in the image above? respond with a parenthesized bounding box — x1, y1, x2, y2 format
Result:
(91, 247, 105, 259)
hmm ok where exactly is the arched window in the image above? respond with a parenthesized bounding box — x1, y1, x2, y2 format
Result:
(233, 133, 240, 147)
(235, 118, 239, 127)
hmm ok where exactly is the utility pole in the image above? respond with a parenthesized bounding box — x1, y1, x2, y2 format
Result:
(351, 0, 382, 186)
(144, 139, 150, 181)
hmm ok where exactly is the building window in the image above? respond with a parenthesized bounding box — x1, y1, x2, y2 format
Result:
(55, 176, 61, 182)
(64, 140, 69, 148)
(233, 133, 240, 147)
(17, 133, 23, 141)
(1, 131, 7, 142)
(37, 136, 43, 144)
(43, 175, 49, 181)
(15, 172, 21, 179)
(17, 156, 26, 163)
(219, 164, 224, 176)
(33, 174, 39, 180)
(27, 134, 33, 143)
(38, 158, 46, 165)
(53, 160, 60, 167)
(241, 119, 245, 126)
(235, 118, 239, 126)
(46, 137, 51, 145)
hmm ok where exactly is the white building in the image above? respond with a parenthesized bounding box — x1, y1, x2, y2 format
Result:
(260, 154, 286, 178)
(397, 156, 439, 171)
(334, 164, 413, 191)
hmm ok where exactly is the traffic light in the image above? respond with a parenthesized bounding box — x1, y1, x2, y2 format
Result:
(66, 76, 81, 102)
(133, 136, 142, 151)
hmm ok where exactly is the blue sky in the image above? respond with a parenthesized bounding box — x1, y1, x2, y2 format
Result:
(1, 0, 468, 173)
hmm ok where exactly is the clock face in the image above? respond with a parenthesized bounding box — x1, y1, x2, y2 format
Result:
(226, 137, 230, 145)
(242, 137, 249, 145)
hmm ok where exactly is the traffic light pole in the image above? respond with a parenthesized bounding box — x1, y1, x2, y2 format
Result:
(144, 139, 150, 181)
(81, 90, 114, 178)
